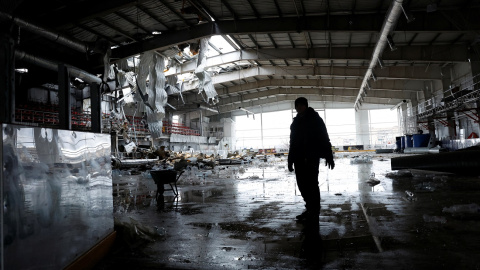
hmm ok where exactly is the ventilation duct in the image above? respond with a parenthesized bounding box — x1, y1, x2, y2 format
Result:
(354, 0, 404, 110)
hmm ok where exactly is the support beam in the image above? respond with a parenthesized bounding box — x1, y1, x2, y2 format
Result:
(136, 4, 171, 30)
(114, 11, 151, 34)
(158, 0, 191, 25)
(178, 87, 417, 108)
(0, 33, 15, 123)
(209, 92, 403, 114)
(200, 78, 425, 95)
(220, 0, 238, 20)
(164, 45, 468, 76)
(183, 66, 444, 89)
(111, 11, 479, 59)
(58, 64, 72, 130)
(90, 83, 101, 133)
(94, 17, 138, 42)
(447, 111, 457, 138)
(355, 110, 370, 146)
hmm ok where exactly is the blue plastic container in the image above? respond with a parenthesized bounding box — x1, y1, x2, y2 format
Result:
(405, 135, 413, 148)
(401, 136, 405, 149)
(413, 134, 430, 147)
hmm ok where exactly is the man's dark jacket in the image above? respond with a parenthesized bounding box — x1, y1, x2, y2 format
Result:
(288, 107, 333, 163)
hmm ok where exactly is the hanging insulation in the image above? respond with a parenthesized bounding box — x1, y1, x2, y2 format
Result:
(146, 54, 168, 139)
(166, 75, 184, 103)
(195, 38, 218, 104)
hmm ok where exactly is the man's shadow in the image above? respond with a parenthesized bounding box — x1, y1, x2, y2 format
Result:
(299, 219, 325, 267)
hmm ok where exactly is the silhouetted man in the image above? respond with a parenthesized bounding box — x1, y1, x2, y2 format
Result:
(288, 97, 335, 223)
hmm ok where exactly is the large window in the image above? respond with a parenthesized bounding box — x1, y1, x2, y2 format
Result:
(325, 109, 356, 147)
(369, 109, 400, 146)
(234, 107, 399, 150)
(235, 110, 293, 150)
(261, 110, 292, 149)
(235, 114, 262, 149)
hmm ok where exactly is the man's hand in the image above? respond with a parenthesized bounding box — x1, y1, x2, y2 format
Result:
(288, 161, 294, 172)
(325, 158, 335, 170)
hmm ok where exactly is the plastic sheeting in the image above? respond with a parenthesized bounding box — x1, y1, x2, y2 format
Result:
(165, 75, 184, 103)
(194, 38, 218, 104)
(136, 52, 168, 138)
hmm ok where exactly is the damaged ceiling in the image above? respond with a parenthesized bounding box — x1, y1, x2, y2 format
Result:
(2, 0, 480, 116)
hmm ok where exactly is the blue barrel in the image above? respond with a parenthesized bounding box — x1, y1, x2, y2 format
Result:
(401, 136, 405, 149)
(395, 136, 402, 150)
(413, 134, 430, 147)
(405, 135, 413, 148)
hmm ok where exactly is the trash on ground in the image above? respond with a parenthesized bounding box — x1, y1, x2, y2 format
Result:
(366, 173, 380, 186)
(423, 214, 447, 224)
(350, 155, 372, 164)
(385, 170, 413, 179)
(443, 203, 480, 216)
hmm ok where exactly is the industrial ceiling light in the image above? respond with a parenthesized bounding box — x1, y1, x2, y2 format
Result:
(371, 72, 377, 81)
(401, 5, 415, 23)
(387, 35, 397, 51)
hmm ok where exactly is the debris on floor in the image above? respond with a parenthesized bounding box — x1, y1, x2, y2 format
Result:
(366, 173, 381, 186)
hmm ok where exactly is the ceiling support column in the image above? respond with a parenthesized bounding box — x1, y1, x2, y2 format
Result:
(355, 109, 370, 148)
(0, 32, 15, 123)
(58, 64, 72, 130)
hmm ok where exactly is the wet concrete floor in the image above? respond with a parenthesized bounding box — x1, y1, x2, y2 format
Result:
(95, 153, 480, 269)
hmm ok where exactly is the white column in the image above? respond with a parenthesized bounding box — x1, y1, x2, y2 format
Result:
(355, 110, 370, 148)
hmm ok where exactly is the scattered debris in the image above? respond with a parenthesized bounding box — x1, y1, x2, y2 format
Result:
(443, 203, 480, 216)
(405, 190, 416, 201)
(423, 214, 447, 224)
(385, 170, 414, 179)
(366, 173, 380, 186)
(350, 155, 372, 164)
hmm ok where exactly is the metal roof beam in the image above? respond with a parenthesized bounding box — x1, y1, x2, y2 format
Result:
(267, 34, 278, 48)
(273, 0, 283, 18)
(245, 0, 260, 18)
(220, 0, 239, 20)
(94, 17, 138, 42)
(185, 66, 444, 88)
(178, 87, 413, 109)
(157, 0, 191, 25)
(211, 79, 424, 95)
(111, 12, 479, 59)
(164, 45, 468, 75)
(136, 4, 171, 30)
(114, 11, 151, 34)
(212, 95, 398, 115)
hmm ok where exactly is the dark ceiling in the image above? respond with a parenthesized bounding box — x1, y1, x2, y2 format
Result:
(2, 0, 480, 113)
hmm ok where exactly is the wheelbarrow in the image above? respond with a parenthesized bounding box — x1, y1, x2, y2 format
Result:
(150, 169, 184, 204)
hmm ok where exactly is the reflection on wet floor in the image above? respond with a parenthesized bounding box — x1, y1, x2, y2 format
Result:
(95, 153, 480, 270)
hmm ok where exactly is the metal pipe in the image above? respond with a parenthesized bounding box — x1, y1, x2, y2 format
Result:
(391, 150, 480, 175)
(15, 50, 101, 84)
(354, 0, 404, 109)
(0, 11, 88, 53)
